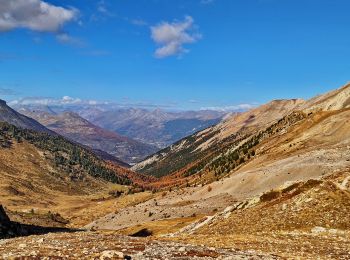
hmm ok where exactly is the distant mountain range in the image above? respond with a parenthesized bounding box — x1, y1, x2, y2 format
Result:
(12, 103, 227, 157)
(76, 107, 226, 148)
(17, 109, 158, 164)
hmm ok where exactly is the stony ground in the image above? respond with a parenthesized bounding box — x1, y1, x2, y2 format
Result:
(175, 232, 350, 260)
(0, 231, 278, 259)
(169, 171, 350, 259)
(86, 192, 236, 231)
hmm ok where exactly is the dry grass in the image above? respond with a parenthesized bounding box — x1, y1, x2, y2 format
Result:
(0, 141, 155, 227)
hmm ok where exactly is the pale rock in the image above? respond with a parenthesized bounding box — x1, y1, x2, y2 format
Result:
(100, 250, 124, 259)
(178, 246, 186, 252)
(311, 226, 327, 233)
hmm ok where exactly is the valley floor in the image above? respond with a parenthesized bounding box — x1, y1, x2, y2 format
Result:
(0, 231, 277, 259)
(1, 230, 349, 259)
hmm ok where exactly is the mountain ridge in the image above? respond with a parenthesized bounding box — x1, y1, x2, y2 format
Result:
(133, 84, 350, 184)
(17, 109, 158, 164)
(0, 99, 53, 134)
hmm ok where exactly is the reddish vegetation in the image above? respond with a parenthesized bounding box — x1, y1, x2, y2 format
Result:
(106, 162, 157, 188)
(107, 160, 200, 191)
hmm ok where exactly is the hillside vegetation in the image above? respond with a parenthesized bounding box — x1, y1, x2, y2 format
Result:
(0, 121, 131, 185)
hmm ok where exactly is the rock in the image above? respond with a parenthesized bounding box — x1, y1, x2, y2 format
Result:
(178, 246, 186, 252)
(282, 204, 287, 211)
(100, 250, 124, 259)
(311, 226, 327, 234)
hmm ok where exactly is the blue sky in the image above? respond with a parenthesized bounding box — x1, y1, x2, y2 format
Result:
(1, 0, 350, 110)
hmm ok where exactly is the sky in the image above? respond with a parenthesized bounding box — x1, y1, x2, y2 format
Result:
(0, 0, 350, 110)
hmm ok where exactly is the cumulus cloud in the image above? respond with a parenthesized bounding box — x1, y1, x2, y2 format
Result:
(200, 103, 258, 112)
(151, 16, 201, 58)
(0, 0, 78, 33)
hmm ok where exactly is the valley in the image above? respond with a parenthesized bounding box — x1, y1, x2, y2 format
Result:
(0, 83, 350, 259)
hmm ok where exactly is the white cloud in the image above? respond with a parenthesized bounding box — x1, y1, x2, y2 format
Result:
(9, 96, 178, 110)
(97, 0, 108, 14)
(96, 0, 114, 17)
(151, 16, 201, 58)
(200, 0, 215, 4)
(56, 33, 83, 46)
(9, 96, 98, 106)
(0, 0, 77, 33)
(200, 103, 258, 112)
(131, 19, 147, 26)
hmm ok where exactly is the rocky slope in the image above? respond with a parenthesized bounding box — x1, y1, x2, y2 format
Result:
(132, 99, 305, 178)
(173, 169, 350, 259)
(300, 82, 350, 111)
(18, 110, 158, 164)
(133, 84, 350, 182)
